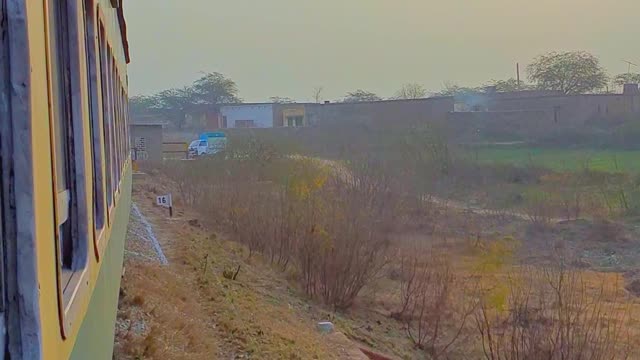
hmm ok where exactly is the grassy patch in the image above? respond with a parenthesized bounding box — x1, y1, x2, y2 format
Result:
(468, 147, 640, 173)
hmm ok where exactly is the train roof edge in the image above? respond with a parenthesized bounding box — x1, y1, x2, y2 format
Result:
(117, 1, 130, 63)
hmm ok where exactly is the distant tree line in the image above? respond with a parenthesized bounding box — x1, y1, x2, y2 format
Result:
(434, 51, 638, 97)
(130, 72, 241, 129)
(343, 51, 639, 101)
(131, 52, 640, 128)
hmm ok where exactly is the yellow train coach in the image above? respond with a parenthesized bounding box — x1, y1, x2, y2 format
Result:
(1, 0, 131, 358)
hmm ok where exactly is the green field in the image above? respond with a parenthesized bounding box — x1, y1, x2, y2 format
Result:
(469, 147, 640, 173)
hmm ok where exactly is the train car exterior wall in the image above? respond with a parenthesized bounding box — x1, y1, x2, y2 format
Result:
(0, 0, 131, 359)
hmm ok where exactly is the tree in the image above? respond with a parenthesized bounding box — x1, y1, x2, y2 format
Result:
(612, 73, 640, 87)
(394, 83, 427, 99)
(484, 78, 532, 92)
(154, 86, 197, 129)
(129, 95, 160, 115)
(527, 51, 608, 94)
(433, 82, 481, 97)
(192, 72, 241, 106)
(128, 72, 241, 129)
(313, 87, 324, 103)
(342, 89, 382, 103)
(269, 96, 296, 104)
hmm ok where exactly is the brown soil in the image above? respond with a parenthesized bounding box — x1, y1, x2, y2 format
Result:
(113, 173, 373, 359)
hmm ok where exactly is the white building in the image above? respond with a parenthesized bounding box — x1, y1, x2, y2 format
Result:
(220, 103, 274, 128)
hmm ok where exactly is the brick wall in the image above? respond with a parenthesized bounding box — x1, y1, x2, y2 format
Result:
(306, 97, 454, 128)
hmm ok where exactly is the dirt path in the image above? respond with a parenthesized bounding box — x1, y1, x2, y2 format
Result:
(427, 195, 570, 224)
(310, 156, 570, 224)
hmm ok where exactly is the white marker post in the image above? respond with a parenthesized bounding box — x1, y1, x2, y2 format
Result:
(156, 194, 173, 217)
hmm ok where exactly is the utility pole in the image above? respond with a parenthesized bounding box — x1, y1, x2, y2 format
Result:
(622, 59, 638, 73)
(516, 63, 521, 89)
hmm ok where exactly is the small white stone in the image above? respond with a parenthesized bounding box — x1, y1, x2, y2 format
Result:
(317, 321, 334, 334)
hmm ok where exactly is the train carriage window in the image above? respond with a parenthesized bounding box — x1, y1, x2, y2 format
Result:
(108, 49, 117, 195)
(109, 54, 119, 191)
(118, 85, 124, 174)
(98, 23, 113, 208)
(113, 63, 121, 186)
(48, 0, 88, 284)
(84, 0, 105, 230)
(117, 85, 122, 168)
(49, 0, 75, 271)
(120, 85, 126, 164)
(112, 68, 120, 187)
(121, 86, 126, 164)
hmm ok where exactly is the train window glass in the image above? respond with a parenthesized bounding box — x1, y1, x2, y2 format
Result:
(49, 0, 75, 271)
(108, 52, 118, 192)
(120, 87, 124, 164)
(116, 73, 121, 180)
(48, 0, 87, 279)
(119, 87, 124, 172)
(108, 50, 117, 194)
(123, 88, 129, 155)
(98, 23, 113, 208)
(112, 69, 120, 187)
(84, 0, 105, 230)
(121, 87, 126, 165)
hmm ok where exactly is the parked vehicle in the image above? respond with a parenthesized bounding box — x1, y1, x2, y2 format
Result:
(188, 139, 209, 158)
(188, 132, 228, 158)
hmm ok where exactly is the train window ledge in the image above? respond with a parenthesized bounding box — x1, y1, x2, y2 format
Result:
(59, 267, 90, 338)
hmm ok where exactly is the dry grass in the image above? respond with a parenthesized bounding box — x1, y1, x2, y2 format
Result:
(114, 174, 369, 359)
(116, 154, 640, 360)
(114, 261, 221, 359)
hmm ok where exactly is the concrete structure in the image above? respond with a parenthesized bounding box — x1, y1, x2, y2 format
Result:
(487, 87, 640, 123)
(217, 98, 454, 130)
(274, 103, 307, 127)
(129, 123, 163, 162)
(305, 97, 455, 128)
(220, 103, 274, 128)
(449, 84, 640, 141)
(447, 110, 554, 142)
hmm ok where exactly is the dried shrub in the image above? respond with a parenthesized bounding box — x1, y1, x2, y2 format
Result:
(475, 266, 631, 360)
(523, 190, 557, 229)
(394, 244, 476, 359)
(163, 139, 395, 310)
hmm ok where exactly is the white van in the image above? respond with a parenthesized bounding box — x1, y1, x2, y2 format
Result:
(188, 139, 209, 158)
(188, 132, 228, 158)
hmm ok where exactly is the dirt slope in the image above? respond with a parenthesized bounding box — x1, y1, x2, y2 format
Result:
(113, 174, 370, 359)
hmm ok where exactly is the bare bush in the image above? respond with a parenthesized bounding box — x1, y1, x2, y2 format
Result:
(163, 140, 396, 310)
(394, 245, 476, 359)
(299, 161, 395, 309)
(523, 191, 556, 228)
(560, 189, 583, 221)
(475, 267, 631, 360)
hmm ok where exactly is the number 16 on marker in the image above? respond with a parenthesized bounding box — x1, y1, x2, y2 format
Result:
(156, 194, 173, 217)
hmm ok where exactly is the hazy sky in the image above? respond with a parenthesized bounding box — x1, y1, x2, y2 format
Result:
(124, 0, 640, 102)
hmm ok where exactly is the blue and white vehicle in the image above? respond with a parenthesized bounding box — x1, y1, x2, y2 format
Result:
(188, 132, 228, 158)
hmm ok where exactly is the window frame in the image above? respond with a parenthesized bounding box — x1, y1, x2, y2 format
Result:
(45, 0, 92, 337)
(98, 20, 114, 214)
(84, 0, 107, 253)
(112, 64, 121, 188)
